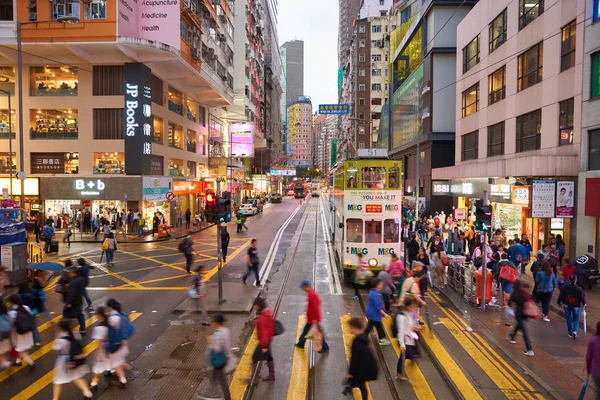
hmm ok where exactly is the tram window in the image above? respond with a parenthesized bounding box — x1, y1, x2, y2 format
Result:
(365, 220, 382, 243)
(346, 219, 363, 242)
(388, 167, 400, 188)
(362, 167, 386, 189)
(384, 219, 399, 243)
(347, 174, 357, 188)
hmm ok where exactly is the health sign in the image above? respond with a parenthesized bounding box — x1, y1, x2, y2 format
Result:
(318, 104, 350, 115)
(365, 204, 383, 213)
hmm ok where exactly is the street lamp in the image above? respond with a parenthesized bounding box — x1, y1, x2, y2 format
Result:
(17, 16, 80, 209)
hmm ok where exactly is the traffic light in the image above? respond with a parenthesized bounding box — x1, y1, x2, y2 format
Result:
(205, 192, 216, 223)
(474, 201, 492, 233)
(216, 195, 231, 223)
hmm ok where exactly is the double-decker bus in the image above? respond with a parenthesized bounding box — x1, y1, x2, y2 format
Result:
(332, 158, 402, 280)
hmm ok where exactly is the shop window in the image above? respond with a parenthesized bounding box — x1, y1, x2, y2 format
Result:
(152, 75, 163, 105)
(168, 158, 184, 176)
(187, 161, 197, 177)
(559, 98, 574, 146)
(0, 109, 15, 139)
(463, 35, 480, 73)
(589, 129, 600, 170)
(31, 152, 79, 174)
(198, 134, 205, 155)
(488, 65, 506, 105)
(517, 42, 543, 92)
(461, 83, 479, 117)
(30, 66, 78, 96)
(31, 109, 78, 140)
(487, 122, 505, 157)
(384, 219, 399, 243)
(388, 167, 400, 188)
(362, 167, 386, 189)
(519, 0, 544, 30)
(93, 66, 124, 96)
(186, 129, 197, 153)
(168, 122, 184, 149)
(0, 67, 15, 94)
(93, 109, 123, 139)
(0, 0, 13, 21)
(365, 220, 382, 243)
(51, 0, 80, 20)
(0, 152, 14, 174)
(199, 106, 206, 127)
(152, 115, 163, 145)
(186, 98, 197, 122)
(516, 109, 542, 153)
(561, 20, 576, 72)
(84, 0, 106, 20)
(461, 131, 478, 161)
(346, 218, 363, 243)
(94, 152, 124, 174)
(168, 87, 183, 115)
(489, 9, 507, 53)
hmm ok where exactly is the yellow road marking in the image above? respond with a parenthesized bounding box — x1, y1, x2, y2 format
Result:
(204, 239, 252, 281)
(230, 329, 259, 399)
(88, 257, 144, 289)
(43, 276, 60, 292)
(340, 315, 373, 400)
(11, 313, 142, 400)
(36, 315, 63, 334)
(381, 317, 438, 399)
(129, 274, 191, 286)
(90, 265, 163, 278)
(287, 315, 308, 400)
(117, 249, 187, 273)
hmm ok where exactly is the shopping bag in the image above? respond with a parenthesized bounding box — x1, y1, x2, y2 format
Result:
(307, 324, 322, 353)
(523, 301, 541, 319)
(578, 378, 588, 400)
(498, 266, 518, 284)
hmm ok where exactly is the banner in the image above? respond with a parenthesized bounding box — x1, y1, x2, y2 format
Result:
(531, 180, 556, 218)
(230, 123, 254, 157)
(555, 181, 575, 218)
(124, 63, 152, 175)
(143, 177, 172, 201)
(0, 215, 26, 245)
(117, 0, 181, 51)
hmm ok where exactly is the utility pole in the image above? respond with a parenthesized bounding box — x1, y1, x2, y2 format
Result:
(216, 179, 225, 305)
(480, 189, 489, 312)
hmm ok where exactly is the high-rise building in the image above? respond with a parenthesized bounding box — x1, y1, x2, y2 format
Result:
(287, 97, 312, 167)
(312, 114, 327, 168)
(317, 115, 337, 175)
(281, 40, 304, 104)
(338, 0, 361, 67)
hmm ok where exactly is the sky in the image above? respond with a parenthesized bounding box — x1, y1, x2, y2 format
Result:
(277, 0, 339, 109)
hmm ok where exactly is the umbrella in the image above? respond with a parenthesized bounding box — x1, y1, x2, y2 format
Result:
(27, 262, 64, 272)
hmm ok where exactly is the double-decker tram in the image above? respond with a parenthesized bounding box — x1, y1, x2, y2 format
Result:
(332, 155, 402, 280)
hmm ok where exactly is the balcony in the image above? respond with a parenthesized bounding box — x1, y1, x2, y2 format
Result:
(30, 129, 78, 140)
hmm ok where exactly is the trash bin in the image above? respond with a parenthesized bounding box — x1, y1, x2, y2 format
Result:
(158, 224, 171, 238)
(475, 269, 493, 304)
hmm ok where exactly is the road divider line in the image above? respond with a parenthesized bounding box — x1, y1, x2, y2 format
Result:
(81, 255, 144, 289)
(230, 329, 259, 399)
(35, 315, 63, 334)
(286, 315, 308, 400)
(10, 313, 142, 400)
(340, 315, 374, 400)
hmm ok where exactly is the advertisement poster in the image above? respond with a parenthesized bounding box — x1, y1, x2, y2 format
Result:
(143, 177, 172, 201)
(555, 181, 575, 218)
(531, 180, 556, 218)
(118, 0, 181, 51)
(230, 123, 254, 157)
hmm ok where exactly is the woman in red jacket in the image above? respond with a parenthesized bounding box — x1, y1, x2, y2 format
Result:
(251, 297, 275, 381)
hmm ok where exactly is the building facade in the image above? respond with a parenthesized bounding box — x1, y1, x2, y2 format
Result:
(281, 40, 304, 104)
(338, 0, 362, 67)
(286, 97, 312, 167)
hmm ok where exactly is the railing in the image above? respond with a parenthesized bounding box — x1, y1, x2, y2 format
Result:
(28, 242, 43, 264)
(30, 130, 78, 140)
(445, 255, 477, 303)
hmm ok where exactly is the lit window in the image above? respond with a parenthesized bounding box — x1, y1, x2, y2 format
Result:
(187, 129, 197, 153)
(461, 83, 479, 117)
(94, 152, 124, 174)
(168, 121, 184, 149)
(559, 98, 574, 146)
(152, 116, 163, 145)
(517, 42, 543, 92)
(30, 66, 78, 96)
(30, 109, 78, 140)
(168, 158, 184, 177)
(560, 20, 576, 72)
(488, 66, 506, 105)
(463, 35, 480, 73)
(0, 109, 15, 139)
(489, 9, 507, 53)
(519, 0, 544, 30)
(0, 67, 15, 94)
(84, 0, 106, 20)
(186, 98, 197, 122)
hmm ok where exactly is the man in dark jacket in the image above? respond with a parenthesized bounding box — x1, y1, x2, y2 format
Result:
(557, 274, 586, 339)
(220, 227, 230, 263)
(406, 234, 419, 268)
(64, 266, 87, 335)
(344, 317, 378, 399)
(77, 258, 95, 311)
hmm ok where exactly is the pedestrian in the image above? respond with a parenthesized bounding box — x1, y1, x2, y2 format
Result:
(248, 297, 275, 381)
(534, 261, 557, 322)
(395, 297, 422, 381)
(556, 234, 566, 265)
(52, 319, 92, 400)
(353, 253, 372, 300)
(364, 278, 390, 345)
(190, 266, 210, 326)
(497, 254, 518, 307)
(508, 280, 534, 356)
(208, 313, 233, 400)
(431, 244, 447, 289)
(137, 213, 145, 236)
(295, 280, 329, 352)
(0, 300, 12, 370)
(586, 321, 600, 394)
(342, 317, 378, 399)
(103, 232, 117, 268)
(6, 294, 35, 367)
(77, 258, 95, 311)
(43, 222, 54, 254)
(152, 212, 159, 236)
(180, 237, 197, 274)
(378, 267, 395, 313)
(560, 258, 577, 284)
(242, 214, 249, 231)
(17, 282, 42, 345)
(243, 239, 261, 287)
(221, 227, 230, 263)
(406, 234, 419, 269)
(89, 306, 112, 391)
(102, 222, 110, 240)
(557, 274, 586, 339)
(63, 224, 72, 248)
(63, 267, 87, 335)
(105, 299, 130, 388)
(34, 220, 41, 243)
(32, 270, 49, 321)
(132, 210, 139, 234)
(185, 208, 192, 229)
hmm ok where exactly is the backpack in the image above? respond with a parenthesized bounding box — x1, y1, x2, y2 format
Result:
(0, 314, 11, 339)
(101, 239, 109, 252)
(178, 239, 187, 253)
(498, 265, 518, 284)
(64, 334, 87, 369)
(106, 313, 136, 354)
(15, 306, 35, 334)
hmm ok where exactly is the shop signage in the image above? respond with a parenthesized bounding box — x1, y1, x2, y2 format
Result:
(511, 186, 530, 206)
(31, 153, 64, 174)
(203, 180, 215, 193)
(75, 179, 105, 196)
(0, 209, 19, 220)
(432, 180, 450, 195)
(318, 104, 350, 115)
(172, 181, 202, 195)
(555, 181, 575, 218)
(242, 183, 254, 190)
(143, 177, 172, 201)
(551, 218, 564, 230)
(365, 204, 383, 213)
(117, 0, 181, 51)
(490, 184, 511, 199)
(230, 123, 254, 157)
(124, 62, 152, 176)
(151, 155, 164, 176)
(270, 167, 296, 176)
(531, 180, 556, 218)
(454, 208, 466, 220)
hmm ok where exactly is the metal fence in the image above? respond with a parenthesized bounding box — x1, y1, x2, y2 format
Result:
(445, 255, 477, 304)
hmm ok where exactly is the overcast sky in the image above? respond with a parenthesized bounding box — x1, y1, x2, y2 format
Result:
(277, 0, 339, 108)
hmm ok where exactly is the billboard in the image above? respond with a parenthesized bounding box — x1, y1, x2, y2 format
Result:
(270, 167, 296, 176)
(124, 63, 152, 175)
(230, 123, 254, 157)
(555, 181, 574, 218)
(143, 177, 172, 201)
(531, 180, 556, 218)
(117, 0, 181, 51)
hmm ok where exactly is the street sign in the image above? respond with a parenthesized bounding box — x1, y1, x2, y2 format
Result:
(15, 171, 26, 180)
(0, 209, 19, 219)
(318, 104, 350, 115)
(165, 191, 176, 201)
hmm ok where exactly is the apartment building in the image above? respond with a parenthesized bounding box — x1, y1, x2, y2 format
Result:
(338, 0, 362, 67)
(287, 97, 312, 167)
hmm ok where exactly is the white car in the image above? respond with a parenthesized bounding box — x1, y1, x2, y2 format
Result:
(240, 203, 258, 216)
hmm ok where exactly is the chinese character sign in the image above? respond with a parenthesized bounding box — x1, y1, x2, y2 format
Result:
(318, 104, 350, 115)
(531, 180, 556, 218)
(555, 181, 574, 218)
(124, 63, 152, 175)
(229, 123, 254, 157)
(511, 186, 530, 206)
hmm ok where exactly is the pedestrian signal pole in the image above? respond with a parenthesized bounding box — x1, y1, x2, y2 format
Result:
(216, 179, 225, 305)
(480, 190, 489, 312)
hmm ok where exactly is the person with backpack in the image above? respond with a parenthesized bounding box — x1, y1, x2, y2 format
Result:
(395, 298, 422, 382)
(6, 294, 35, 367)
(557, 274, 586, 339)
(190, 266, 210, 326)
(179, 237, 197, 274)
(497, 254, 519, 307)
(0, 299, 12, 370)
(77, 258, 95, 311)
(89, 306, 113, 391)
(52, 319, 92, 399)
(105, 298, 133, 388)
(535, 261, 557, 322)
(64, 267, 87, 335)
(342, 318, 378, 399)
(18, 282, 42, 346)
(102, 232, 117, 268)
(208, 313, 232, 400)
(249, 297, 275, 382)
(508, 280, 535, 356)
(42, 222, 55, 254)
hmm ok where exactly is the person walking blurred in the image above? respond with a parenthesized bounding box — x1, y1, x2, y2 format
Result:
(585, 321, 600, 396)
(535, 261, 557, 322)
(64, 267, 87, 335)
(6, 294, 35, 367)
(295, 280, 329, 352)
(243, 239, 261, 287)
(248, 297, 275, 381)
(342, 318, 378, 399)
(208, 313, 233, 400)
(557, 274, 586, 339)
(52, 319, 92, 400)
(508, 280, 534, 356)
(77, 258, 95, 311)
(364, 278, 390, 345)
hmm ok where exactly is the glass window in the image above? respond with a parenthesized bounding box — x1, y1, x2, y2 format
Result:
(489, 9, 507, 53)
(93, 152, 124, 174)
(517, 42, 543, 92)
(359, 68, 365, 77)
(561, 20, 576, 72)
(84, 0, 106, 20)
(199, 106, 206, 127)
(0, 109, 15, 139)
(198, 134, 205, 155)
(559, 98, 574, 146)
(346, 219, 363, 243)
(31, 109, 78, 140)
(0, 0, 12, 21)
(0, 67, 15, 94)
(346, 170, 358, 188)
(359, 98, 365, 106)
(372, 54, 381, 62)
(519, 0, 544, 30)
(168, 86, 183, 115)
(152, 115, 163, 144)
(64, 152, 79, 174)
(384, 219, 399, 243)
(488, 66, 506, 105)
(487, 122, 505, 157)
(51, 0, 80, 20)
(388, 167, 400, 188)
(462, 83, 479, 117)
(186, 98, 197, 122)
(359, 54, 365, 62)
(372, 25, 382, 33)
(187, 129, 197, 153)
(463, 35, 480, 73)
(372, 84, 381, 91)
(362, 167, 386, 189)
(30, 66, 78, 96)
(359, 25, 365, 33)
(516, 109, 542, 153)
(359, 84, 365, 91)
(590, 129, 600, 170)
(187, 161, 196, 177)
(0, 152, 15, 174)
(168, 121, 184, 149)
(365, 220, 382, 243)
(168, 158, 184, 176)
(461, 131, 478, 161)
(359, 40, 365, 47)
(372, 69, 381, 77)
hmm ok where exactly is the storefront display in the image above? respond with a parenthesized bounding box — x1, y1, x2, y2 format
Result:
(30, 109, 78, 139)
(30, 66, 78, 96)
(494, 203, 523, 239)
(94, 152, 124, 174)
(31, 152, 79, 174)
(168, 158, 184, 176)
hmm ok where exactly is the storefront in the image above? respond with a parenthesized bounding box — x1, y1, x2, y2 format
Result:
(171, 179, 205, 226)
(142, 177, 172, 228)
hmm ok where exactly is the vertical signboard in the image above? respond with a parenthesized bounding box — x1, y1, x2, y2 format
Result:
(117, 0, 181, 51)
(531, 180, 556, 218)
(555, 181, 575, 218)
(124, 63, 152, 175)
(230, 123, 254, 157)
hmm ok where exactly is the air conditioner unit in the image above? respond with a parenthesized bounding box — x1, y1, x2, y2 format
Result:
(221, 75, 227, 81)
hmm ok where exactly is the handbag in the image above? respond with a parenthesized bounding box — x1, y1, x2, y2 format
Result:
(306, 324, 322, 352)
(523, 301, 541, 319)
(274, 320, 285, 336)
(442, 255, 449, 266)
(498, 266, 518, 284)
(210, 348, 227, 368)
(101, 239, 109, 252)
